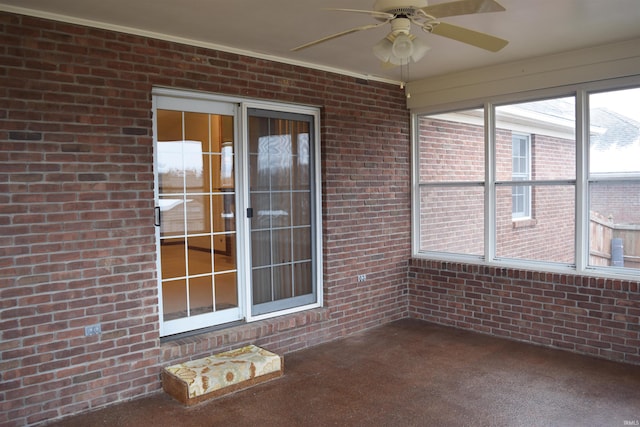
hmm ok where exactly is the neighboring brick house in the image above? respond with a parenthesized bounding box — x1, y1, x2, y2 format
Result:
(1, 11, 640, 427)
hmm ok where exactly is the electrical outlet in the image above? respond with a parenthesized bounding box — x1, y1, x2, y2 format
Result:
(357, 274, 366, 282)
(85, 324, 102, 336)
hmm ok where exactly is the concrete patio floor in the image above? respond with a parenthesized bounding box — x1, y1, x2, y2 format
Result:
(45, 319, 640, 426)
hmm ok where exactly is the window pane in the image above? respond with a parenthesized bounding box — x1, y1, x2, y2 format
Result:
(215, 272, 238, 309)
(252, 267, 271, 305)
(418, 109, 484, 182)
(189, 275, 213, 316)
(159, 195, 185, 237)
(589, 181, 640, 270)
(496, 185, 575, 264)
(588, 88, 640, 271)
(187, 236, 212, 276)
(294, 262, 313, 296)
(186, 195, 210, 234)
(419, 185, 484, 255)
(161, 239, 186, 279)
(293, 227, 311, 261)
(496, 97, 576, 181)
(589, 88, 640, 174)
(163, 279, 186, 321)
(273, 265, 293, 300)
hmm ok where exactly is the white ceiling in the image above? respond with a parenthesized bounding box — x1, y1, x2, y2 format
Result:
(2, 0, 640, 84)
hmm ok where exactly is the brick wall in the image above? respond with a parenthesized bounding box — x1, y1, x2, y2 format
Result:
(0, 12, 410, 426)
(409, 259, 640, 364)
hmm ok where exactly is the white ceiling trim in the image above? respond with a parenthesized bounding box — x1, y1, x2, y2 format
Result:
(1, 4, 402, 86)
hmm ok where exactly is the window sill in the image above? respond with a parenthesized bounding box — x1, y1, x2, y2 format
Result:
(512, 218, 537, 229)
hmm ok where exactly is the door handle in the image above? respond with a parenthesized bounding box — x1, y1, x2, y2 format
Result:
(154, 206, 161, 227)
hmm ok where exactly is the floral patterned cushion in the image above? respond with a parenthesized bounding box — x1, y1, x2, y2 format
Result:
(162, 345, 284, 405)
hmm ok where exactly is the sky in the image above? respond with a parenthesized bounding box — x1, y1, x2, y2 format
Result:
(590, 87, 640, 123)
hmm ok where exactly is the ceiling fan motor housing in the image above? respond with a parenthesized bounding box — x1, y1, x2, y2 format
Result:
(390, 17, 412, 35)
(373, 0, 429, 16)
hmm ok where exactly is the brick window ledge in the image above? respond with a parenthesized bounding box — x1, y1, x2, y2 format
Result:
(513, 218, 537, 228)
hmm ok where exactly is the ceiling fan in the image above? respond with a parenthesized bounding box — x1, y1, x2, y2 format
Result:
(292, 0, 509, 66)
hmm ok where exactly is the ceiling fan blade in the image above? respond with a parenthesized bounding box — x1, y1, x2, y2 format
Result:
(429, 21, 508, 52)
(323, 8, 394, 20)
(423, 0, 505, 18)
(291, 21, 388, 52)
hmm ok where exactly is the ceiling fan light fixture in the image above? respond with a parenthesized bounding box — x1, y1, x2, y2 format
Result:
(373, 37, 393, 62)
(391, 33, 414, 59)
(410, 36, 431, 62)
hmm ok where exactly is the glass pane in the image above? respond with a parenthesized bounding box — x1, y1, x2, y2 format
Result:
(157, 110, 183, 141)
(251, 193, 271, 229)
(189, 275, 213, 316)
(273, 265, 292, 300)
(292, 121, 309, 155)
(162, 279, 186, 321)
(212, 193, 235, 233)
(251, 230, 271, 267)
(589, 181, 640, 270)
(248, 116, 268, 154)
(292, 192, 310, 226)
(496, 185, 575, 264)
(204, 114, 233, 153)
(272, 229, 292, 264)
(293, 133, 310, 190)
(496, 97, 576, 181)
(294, 262, 312, 296)
(252, 267, 271, 305)
(293, 227, 311, 261)
(418, 109, 485, 182)
(214, 235, 236, 271)
(271, 193, 291, 227)
(249, 153, 267, 191)
(271, 154, 292, 191)
(419, 185, 484, 255)
(157, 140, 184, 194)
(187, 236, 212, 276)
(218, 142, 235, 188)
(589, 88, 640, 174)
(161, 239, 186, 279)
(215, 272, 238, 309)
(159, 195, 185, 237)
(184, 112, 210, 153)
(183, 141, 205, 191)
(186, 195, 210, 234)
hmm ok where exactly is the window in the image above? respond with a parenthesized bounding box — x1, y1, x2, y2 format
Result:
(495, 98, 575, 264)
(413, 82, 640, 277)
(416, 108, 485, 256)
(588, 87, 640, 271)
(154, 90, 322, 337)
(511, 134, 531, 219)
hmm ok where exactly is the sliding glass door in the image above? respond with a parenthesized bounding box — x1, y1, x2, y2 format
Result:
(247, 109, 317, 316)
(156, 100, 240, 336)
(154, 90, 321, 336)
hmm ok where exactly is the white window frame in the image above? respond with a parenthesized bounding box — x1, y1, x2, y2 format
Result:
(153, 88, 323, 336)
(411, 77, 640, 280)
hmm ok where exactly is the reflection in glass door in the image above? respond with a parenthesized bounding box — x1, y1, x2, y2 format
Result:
(156, 107, 240, 335)
(248, 109, 316, 316)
